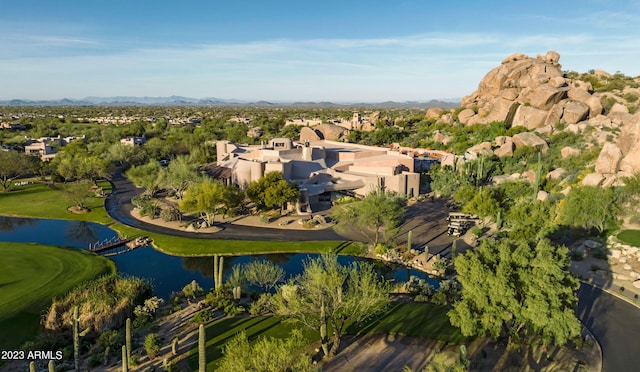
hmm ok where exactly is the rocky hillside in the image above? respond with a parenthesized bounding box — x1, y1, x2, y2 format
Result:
(430, 51, 640, 186)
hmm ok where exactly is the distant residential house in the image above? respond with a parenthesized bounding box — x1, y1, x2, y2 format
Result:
(120, 135, 146, 146)
(23, 135, 86, 161)
(285, 118, 323, 127)
(0, 122, 26, 130)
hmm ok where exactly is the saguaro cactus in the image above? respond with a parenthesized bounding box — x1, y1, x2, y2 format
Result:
(29, 361, 36, 372)
(48, 360, 55, 372)
(172, 336, 179, 356)
(319, 301, 329, 356)
(198, 324, 206, 372)
(213, 255, 219, 290)
(218, 256, 224, 289)
(126, 317, 132, 362)
(73, 306, 79, 372)
(407, 230, 413, 251)
(122, 345, 128, 372)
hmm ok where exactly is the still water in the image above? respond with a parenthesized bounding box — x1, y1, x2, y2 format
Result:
(0, 216, 435, 298)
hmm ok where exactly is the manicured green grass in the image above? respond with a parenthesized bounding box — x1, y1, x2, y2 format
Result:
(187, 316, 320, 371)
(618, 230, 640, 247)
(345, 301, 470, 344)
(0, 181, 113, 224)
(0, 242, 116, 350)
(188, 302, 470, 371)
(113, 222, 356, 256)
(0, 181, 357, 256)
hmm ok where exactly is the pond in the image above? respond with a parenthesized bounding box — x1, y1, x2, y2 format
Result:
(0, 216, 437, 298)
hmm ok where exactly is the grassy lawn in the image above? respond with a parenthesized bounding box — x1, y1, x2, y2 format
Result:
(0, 242, 116, 350)
(617, 230, 640, 247)
(188, 302, 469, 371)
(0, 181, 357, 256)
(113, 222, 356, 256)
(0, 181, 113, 224)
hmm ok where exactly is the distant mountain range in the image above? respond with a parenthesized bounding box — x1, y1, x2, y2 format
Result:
(0, 96, 459, 108)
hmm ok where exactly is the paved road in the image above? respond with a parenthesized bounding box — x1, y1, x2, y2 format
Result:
(108, 171, 640, 371)
(578, 284, 640, 372)
(106, 170, 455, 247)
(106, 170, 345, 241)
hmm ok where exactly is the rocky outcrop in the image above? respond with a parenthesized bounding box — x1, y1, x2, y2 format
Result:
(512, 106, 548, 129)
(465, 142, 493, 159)
(512, 132, 549, 153)
(299, 127, 322, 142)
(460, 51, 603, 127)
(595, 143, 623, 174)
(433, 132, 453, 145)
(300, 123, 347, 141)
(494, 141, 514, 157)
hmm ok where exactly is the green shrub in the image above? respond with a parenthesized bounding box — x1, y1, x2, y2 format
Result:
(374, 244, 388, 255)
(160, 206, 181, 222)
(181, 280, 203, 301)
(96, 330, 123, 350)
(205, 287, 233, 309)
(193, 309, 214, 324)
(144, 333, 162, 359)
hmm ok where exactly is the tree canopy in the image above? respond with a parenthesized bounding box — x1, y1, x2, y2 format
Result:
(559, 185, 621, 233)
(448, 238, 580, 347)
(268, 255, 390, 357)
(0, 151, 36, 191)
(244, 260, 285, 292)
(332, 189, 406, 246)
(246, 171, 298, 212)
(179, 178, 230, 227)
(217, 329, 314, 372)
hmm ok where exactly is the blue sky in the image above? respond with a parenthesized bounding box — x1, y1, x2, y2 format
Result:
(2, 0, 640, 102)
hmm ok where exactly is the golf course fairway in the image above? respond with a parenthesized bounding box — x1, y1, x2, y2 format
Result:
(0, 242, 115, 349)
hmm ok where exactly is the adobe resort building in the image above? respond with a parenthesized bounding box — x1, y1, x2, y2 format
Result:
(215, 138, 421, 212)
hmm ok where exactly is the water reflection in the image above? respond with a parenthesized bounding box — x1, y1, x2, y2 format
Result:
(0, 216, 438, 299)
(0, 216, 36, 232)
(66, 221, 102, 247)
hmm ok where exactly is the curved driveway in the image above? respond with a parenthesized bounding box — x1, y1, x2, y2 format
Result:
(578, 284, 640, 371)
(105, 170, 345, 241)
(106, 171, 640, 370)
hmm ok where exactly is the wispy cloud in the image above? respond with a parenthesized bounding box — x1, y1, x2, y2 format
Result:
(1, 30, 640, 101)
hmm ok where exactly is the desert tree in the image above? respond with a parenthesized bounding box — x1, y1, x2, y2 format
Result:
(448, 238, 580, 349)
(179, 178, 228, 227)
(244, 259, 285, 292)
(332, 189, 406, 246)
(0, 150, 36, 192)
(268, 255, 390, 357)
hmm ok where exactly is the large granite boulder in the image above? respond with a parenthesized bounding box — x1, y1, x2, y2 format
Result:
(314, 123, 347, 141)
(519, 85, 566, 111)
(512, 132, 549, 153)
(562, 101, 590, 124)
(582, 173, 604, 186)
(494, 142, 514, 157)
(299, 127, 322, 142)
(457, 109, 476, 125)
(512, 105, 549, 129)
(595, 142, 623, 174)
(426, 107, 443, 119)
